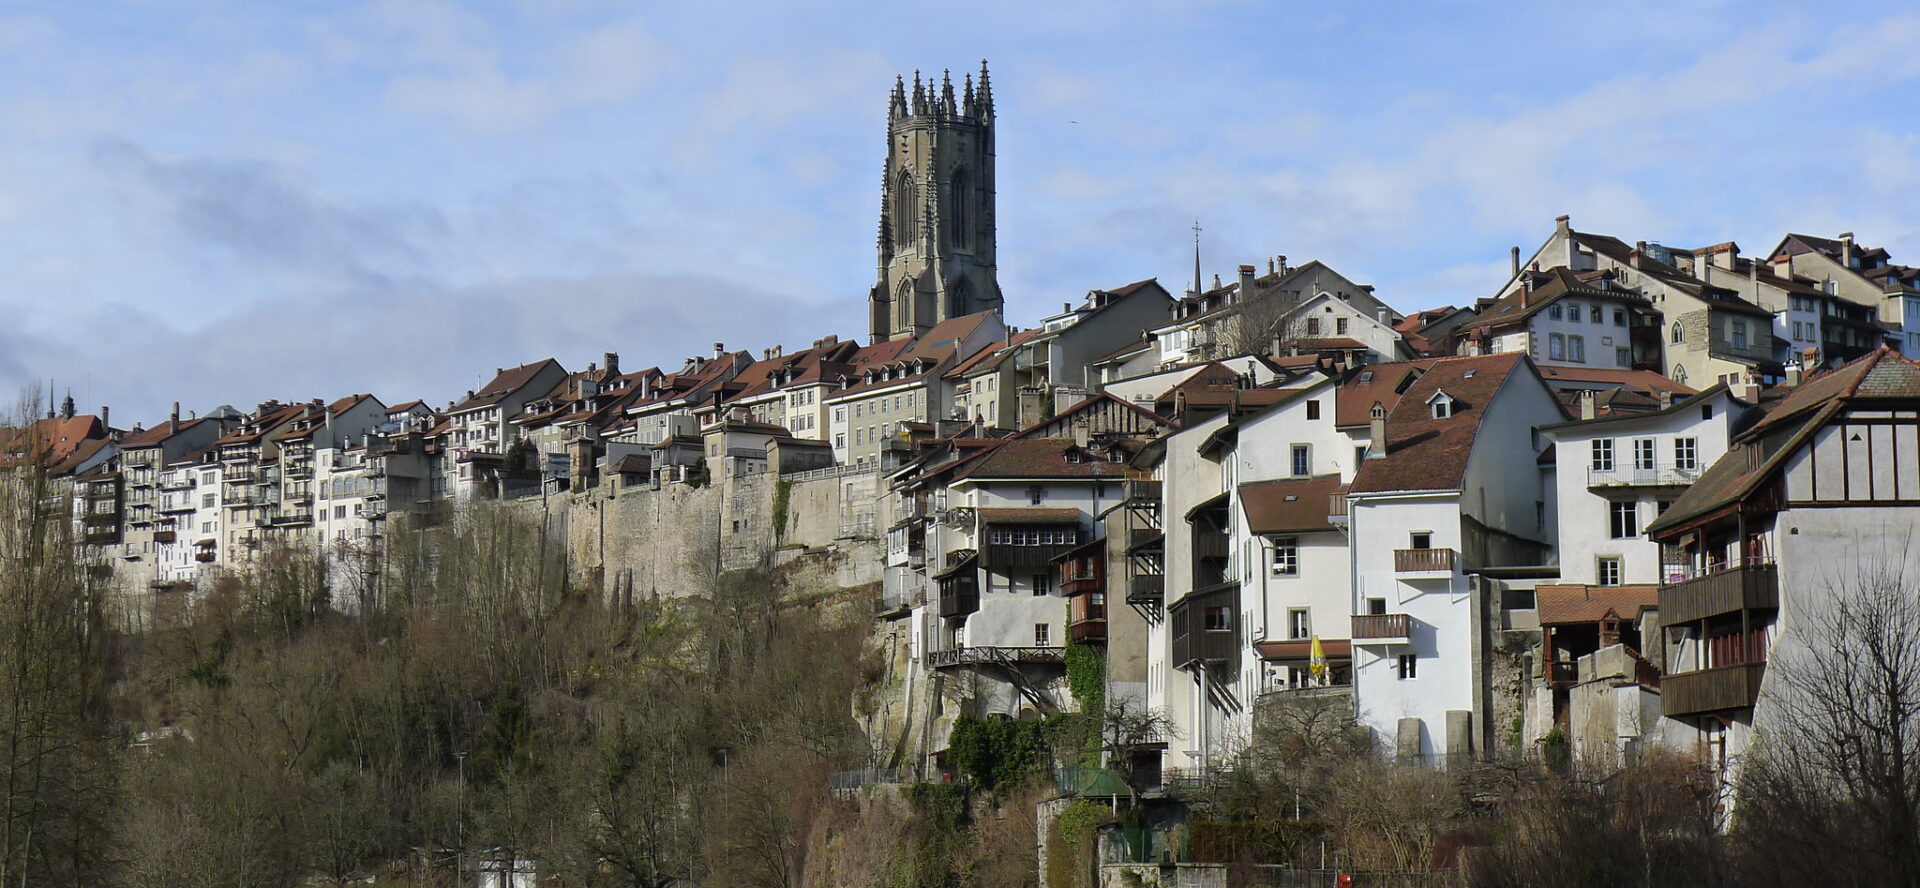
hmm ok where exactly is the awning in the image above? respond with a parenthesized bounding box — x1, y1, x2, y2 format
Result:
(932, 551, 978, 580)
(1255, 639, 1353, 662)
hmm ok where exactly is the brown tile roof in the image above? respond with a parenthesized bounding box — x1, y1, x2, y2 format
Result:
(1239, 474, 1345, 535)
(1350, 352, 1534, 494)
(120, 416, 211, 448)
(1536, 584, 1659, 625)
(0, 415, 110, 469)
(948, 329, 1040, 378)
(1459, 267, 1648, 334)
(214, 402, 308, 445)
(1293, 337, 1368, 350)
(905, 310, 997, 361)
(951, 437, 1135, 482)
(1648, 348, 1920, 536)
(452, 359, 563, 413)
(1536, 366, 1696, 396)
(1334, 359, 1438, 426)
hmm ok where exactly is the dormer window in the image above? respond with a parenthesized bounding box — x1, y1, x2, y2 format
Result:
(1427, 390, 1455, 419)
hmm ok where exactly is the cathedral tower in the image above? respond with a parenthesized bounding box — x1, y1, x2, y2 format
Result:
(870, 61, 1003, 342)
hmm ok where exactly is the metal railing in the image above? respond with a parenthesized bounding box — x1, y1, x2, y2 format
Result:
(926, 646, 1065, 669)
(1586, 462, 1701, 487)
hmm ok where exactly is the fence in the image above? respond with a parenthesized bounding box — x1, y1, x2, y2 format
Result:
(779, 464, 878, 482)
(827, 767, 905, 792)
(1100, 863, 1446, 888)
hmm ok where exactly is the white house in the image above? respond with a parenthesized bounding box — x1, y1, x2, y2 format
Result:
(1345, 352, 1563, 762)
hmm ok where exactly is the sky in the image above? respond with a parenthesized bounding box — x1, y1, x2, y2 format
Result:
(6, 0, 1920, 424)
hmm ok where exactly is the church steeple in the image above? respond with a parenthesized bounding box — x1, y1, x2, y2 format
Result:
(869, 60, 1003, 343)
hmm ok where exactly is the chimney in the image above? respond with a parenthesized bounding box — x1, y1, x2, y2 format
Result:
(1511, 245, 1521, 279)
(1658, 390, 1673, 410)
(169, 402, 180, 435)
(713, 342, 725, 358)
(99, 405, 109, 428)
(1238, 264, 1256, 298)
(1785, 362, 1804, 387)
(1268, 258, 1276, 274)
(1739, 372, 1760, 404)
(604, 352, 620, 376)
(1377, 308, 1389, 324)
(1839, 232, 1855, 267)
(1633, 241, 1647, 270)
(1276, 255, 1288, 275)
(1073, 418, 1090, 449)
(1368, 415, 1386, 457)
(1554, 214, 1571, 233)
(1749, 257, 1759, 282)
(1578, 390, 1596, 421)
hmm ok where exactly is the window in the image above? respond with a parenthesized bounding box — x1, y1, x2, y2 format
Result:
(1569, 335, 1585, 363)
(1671, 322, 1684, 344)
(1613, 309, 1626, 327)
(1307, 318, 1321, 335)
(854, 428, 864, 445)
(1675, 437, 1697, 470)
(1034, 623, 1051, 646)
(1590, 305, 1603, 323)
(1731, 320, 1748, 350)
(1610, 500, 1638, 539)
(1291, 444, 1310, 476)
(1271, 537, 1298, 575)
(1634, 438, 1655, 471)
(1673, 364, 1688, 384)
(1548, 304, 1563, 320)
(1616, 347, 1631, 367)
(1396, 654, 1418, 680)
(1289, 608, 1311, 639)
(834, 433, 846, 450)
(1591, 439, 1615, 471)
(1566, 304, 1581, 323)
(1336, 318, 1348, 335)
(1431, 397, 1453, 419)
(1598, 556, 1622, 587)
(1549, 333, 1566, 360)
(1700, 402, 1712, 420)
(1032, 573, 1052, 596)
(201, 493, 215, 508)
(1355, 445, 1368, 465)
(1204, 606, 1231, 631)
(1027, 485, 1045, 505)
(1410, 531, 1432, 550)
(1367, 597, 1387, 615)
(334, 505, 347, 520)
(1306, 400, 1321, 420)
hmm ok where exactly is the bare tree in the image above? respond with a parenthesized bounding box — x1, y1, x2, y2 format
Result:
(1222, 289, 1308, 359)
(1733, 557, 1920, 888)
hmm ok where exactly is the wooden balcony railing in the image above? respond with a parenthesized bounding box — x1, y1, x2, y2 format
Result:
(1127, 574, 1163, 605)
(927, 646, 1065, 669)
(1660, 562, 1779, 627)
(1193, 532, 1229, 561)
(1662, 662, 1766, 717)
(1328, 494, 1349, 520)
(1351, 613, 1411, 640)
(1393, 548, 1455, 574)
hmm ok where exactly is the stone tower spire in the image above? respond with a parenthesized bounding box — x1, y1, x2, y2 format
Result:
(868, 60, 1003, 343)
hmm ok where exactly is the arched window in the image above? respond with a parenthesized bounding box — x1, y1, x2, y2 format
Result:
(892, 170, 918, 245)
(1672, 364, 1688, 383)
(1670, 322, 1684, 344)
(949, 167, 969, 249)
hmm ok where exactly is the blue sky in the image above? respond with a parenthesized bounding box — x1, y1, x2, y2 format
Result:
(5, 0, 1920, 422)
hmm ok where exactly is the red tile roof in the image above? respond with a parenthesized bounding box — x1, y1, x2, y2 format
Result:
(1334, 359, 1438, 426)
(1239, 474, 1345, 535)
(951, 438, 1135, 482)
(1536, 584, 1659, 626)
(452, 359, 564, 413)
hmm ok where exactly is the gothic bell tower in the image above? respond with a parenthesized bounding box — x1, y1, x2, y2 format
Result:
(870, 60, 1003, 343)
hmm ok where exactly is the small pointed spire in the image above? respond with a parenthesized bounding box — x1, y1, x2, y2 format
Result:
(978, 59, 993, 117)
(890, 74, 907, 118)
(941, 68, 955, 115)
(912, 69, 926, 115)
(1191, 219, 1204, 297)
(964, 72, 975, 116)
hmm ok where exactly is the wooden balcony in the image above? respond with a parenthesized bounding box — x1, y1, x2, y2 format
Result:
(982, 541, 1079, 569)
(1193, 531, 1229, 561)
(1660, 562, 1779, 627)
(1069, 593, 1107, 643)
(1351, 613, 1412, 644)
(938, 577, 979, 620)
(1328, 493, 1349, 523)
(1127, 574, 1163, 605)
(1393, 547, 1455, 575)
(1062, 576, 1103, 596)
(1125, 480, 1162, 504)
(1662, 662, 1766, 717)
(194, 551, 217, 563)
(1170, 583, 1238, 666)
(1127, 527, 1163, 552)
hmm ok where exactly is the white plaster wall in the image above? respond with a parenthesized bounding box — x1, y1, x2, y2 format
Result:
(1348, 494, 1471, 758)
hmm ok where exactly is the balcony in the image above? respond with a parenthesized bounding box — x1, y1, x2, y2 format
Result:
(1587, 463, 1702, 488)
(283, 464, 313, 481)
(1125, 480, 1162, 504)
(1328, 493, 1349, 524)
(1068, 594, 1107, 643)
(1662, 662, 1766, 717)
(1126, 574, 1163, 605)
(268, 510, 312, 528)
(1127, 527, 1163, 552)
(1351, 613, 1412, 645)
(1192, 532, 1229, 561)
(982, 540, 1080, 570)
(152, 530, 176, 543)
(1170, 582, 1238, 666)
(1393, 547, 1455, 577)
(927, 646, 1065, 670)
(194, 551, 216, 563)
(1661, 562, 1779, 627)
(1061, 574, 1103, 597)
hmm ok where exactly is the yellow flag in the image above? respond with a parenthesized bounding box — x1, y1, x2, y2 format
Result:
(1309, 635, 1327, 681)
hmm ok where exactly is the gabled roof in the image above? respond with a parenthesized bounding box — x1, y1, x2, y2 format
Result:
(1648, 348, 1920, 536)
(1334, 359, 1438, 426)
(1349, 352, 1534, 495)
(452, 359, 564, 413)
(121, 416, 213, 448)
(1535, 365, 1696, 396)
(0, 414, 111, 469)
(948, 329, 1040, 378)
(950, 437, 1135, 482)
(1460, 267, 1649, 334)
(904, 310, 997, 361)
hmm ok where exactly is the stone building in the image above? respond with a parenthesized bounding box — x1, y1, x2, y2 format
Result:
(869, 62, 1003, 343)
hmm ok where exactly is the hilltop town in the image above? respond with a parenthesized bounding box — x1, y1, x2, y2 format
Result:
(8, 63, 1920, 885)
